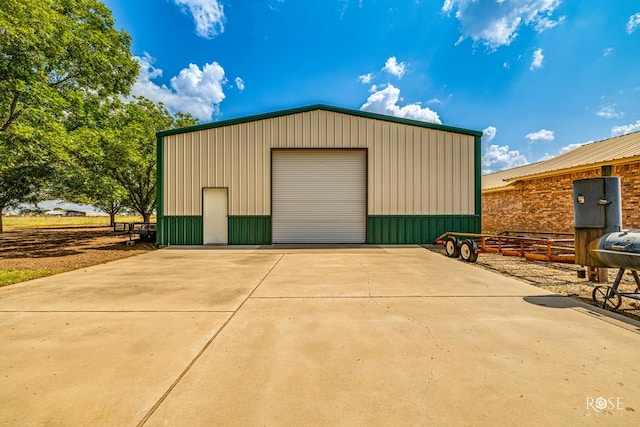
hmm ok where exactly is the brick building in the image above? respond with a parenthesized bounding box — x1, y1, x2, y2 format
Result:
(482, 131, 640, 233)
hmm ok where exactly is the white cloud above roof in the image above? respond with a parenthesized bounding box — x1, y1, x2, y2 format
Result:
(530, 48, 544, 70)
(525, 128, 554, 142)
(626, 13, 640, 34)
(482, 144, 529, 174)
(360, 84, 441, 124)
(175, 0, 225, 39)
(131, 53, 226, 121)
(596, 104, 623, 119)
(559, 142, 588, 154)
(442, 0, 564, 49)
(235, 77, 245, 91)
(611, 119, 640, 136)
(358, 73, 373, 84)
(482, 126, 497, 142)
(382, 57, 407, 78)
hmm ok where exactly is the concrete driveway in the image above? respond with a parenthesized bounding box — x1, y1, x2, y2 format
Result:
(1, 246, 639, 426)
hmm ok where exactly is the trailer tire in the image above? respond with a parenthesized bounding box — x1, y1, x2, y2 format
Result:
(460, 240, 478, 263)
(444, 236, 460, 258)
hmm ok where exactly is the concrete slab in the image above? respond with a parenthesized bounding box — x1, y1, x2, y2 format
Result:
(0, 250, 281, 311)
(145, 296, 640, 426)
(254, 247, 546, 297)
(0, 312, 230, 425)
(1, 246, 639, 425)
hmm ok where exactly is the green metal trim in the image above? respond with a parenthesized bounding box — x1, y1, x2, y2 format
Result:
(475, 134, 482, 218)
(367, 215, 481, 244)
(162, 216, 203, 245)
(156, 134, 164, 244)
(228, 216, 271, 245)
(161, 215, 270, 245)
(156, 104, 482, 138)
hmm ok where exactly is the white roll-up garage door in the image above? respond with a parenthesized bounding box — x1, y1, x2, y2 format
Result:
(272, 149, 366, 243)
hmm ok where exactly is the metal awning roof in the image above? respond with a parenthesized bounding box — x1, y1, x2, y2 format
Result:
(483, 131, 640, 191)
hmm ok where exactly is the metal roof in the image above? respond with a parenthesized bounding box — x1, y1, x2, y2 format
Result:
(156, 104, 483, 138)
(483, 131, 640, 191)
(482, 163, 538, 191)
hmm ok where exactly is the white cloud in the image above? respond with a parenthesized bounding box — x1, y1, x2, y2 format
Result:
(358, 73, 373, 84)
(530, 48, 544, 70)
(612, 120, 640, 136)
(602, 47, 614, 57)
(131, 53, 226, 121)
(559, 142, 588, 154)
(360, 84, 441, 124)
(175, 0, 225, 39)
(525, 128, 554, 142)
(482, 144, 529, 174)
(427, 98, 442, 105)
(235, 77, 245, 91)
(482, 126, 497, 142)
(534, 14, 565, 32)
(627, 13, 640, 34)
(442, 0, 564, 49)
(596, 104, 622, 119)
(382, 56, 407, 78)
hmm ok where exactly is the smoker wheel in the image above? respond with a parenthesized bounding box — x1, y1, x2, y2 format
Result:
(592, 286, 622, 311)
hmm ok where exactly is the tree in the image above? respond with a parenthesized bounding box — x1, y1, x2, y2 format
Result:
(0, 112, 63, 231)
(103, 98, 197, 223)
(52, 158, 129, 227)
(0, 0, 138, 232)
(50, 104, 129, 227)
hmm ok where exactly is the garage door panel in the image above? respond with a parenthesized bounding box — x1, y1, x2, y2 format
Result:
(272, 150, 366, 243)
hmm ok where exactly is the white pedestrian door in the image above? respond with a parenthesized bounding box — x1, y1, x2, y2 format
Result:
(203, 188, 228, 244)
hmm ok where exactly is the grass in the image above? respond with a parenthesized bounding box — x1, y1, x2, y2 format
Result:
(0, 269, 68, 287)
(3, 215, 152, 229)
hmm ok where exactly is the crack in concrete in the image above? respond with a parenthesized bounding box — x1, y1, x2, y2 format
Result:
(136, 254, 285, 426)
(356, 259, 438, 424)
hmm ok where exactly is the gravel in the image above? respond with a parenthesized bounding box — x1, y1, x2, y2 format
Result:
(426, 244, 640, 321)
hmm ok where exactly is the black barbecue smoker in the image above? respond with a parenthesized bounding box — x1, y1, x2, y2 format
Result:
(573, 176, 640, 310)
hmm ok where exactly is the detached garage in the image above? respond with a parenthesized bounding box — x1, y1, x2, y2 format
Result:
(156, 105, 482, 245)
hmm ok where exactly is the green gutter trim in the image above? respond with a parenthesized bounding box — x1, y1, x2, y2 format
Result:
(156, 134, 164, 244)
(156, 104, 483, 139)
(475, 134, 482, 218)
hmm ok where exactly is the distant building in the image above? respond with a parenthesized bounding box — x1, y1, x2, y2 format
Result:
(44, 209, 87, 217)
(86, 212, 110, 217)
(482, 131, 640, 233)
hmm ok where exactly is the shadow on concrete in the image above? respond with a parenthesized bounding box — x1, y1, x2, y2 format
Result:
(524, 295, 640, 331)
(257, 244, 382, 250)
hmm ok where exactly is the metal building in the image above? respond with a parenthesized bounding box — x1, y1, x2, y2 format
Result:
(156, 105, 482, 245)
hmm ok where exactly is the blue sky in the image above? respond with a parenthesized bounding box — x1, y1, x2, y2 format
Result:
(103, 0, 640, 173)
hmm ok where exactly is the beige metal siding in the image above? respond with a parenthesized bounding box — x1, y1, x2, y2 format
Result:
(163, 109, 475, 216)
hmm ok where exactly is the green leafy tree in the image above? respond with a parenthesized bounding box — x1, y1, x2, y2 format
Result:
(104, 98, 197, 223)
(0, 0, 138, 232)
(51, 104, 129, 227)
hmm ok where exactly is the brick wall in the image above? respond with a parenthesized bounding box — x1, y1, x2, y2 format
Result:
(617, 162, 640, 228)
(482, 161, 640, 233)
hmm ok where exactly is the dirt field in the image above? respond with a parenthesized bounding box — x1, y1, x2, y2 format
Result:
(2, 225, 639, 320)
(0, 225, 155, 286)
